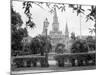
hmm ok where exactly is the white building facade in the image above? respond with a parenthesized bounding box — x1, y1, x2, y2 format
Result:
(42, 7, 69, 52)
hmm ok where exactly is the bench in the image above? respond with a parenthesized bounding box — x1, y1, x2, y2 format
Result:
(11, 54, 49, 70)
(54, 51, 96, 67)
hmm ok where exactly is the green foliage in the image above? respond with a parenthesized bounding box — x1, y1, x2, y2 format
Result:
(11, 7, 28, 56)
(86, 6, 96, 34)
(23, 1, 32, 16)
(86, 6, 96, 21)
(89, 28, 95, 35)
(48, 4, 66, 14)
(69, 4, 96, 34)
(55, 4, 66, 12)
(71, 40, 88, 53)
(86, 36, 96, 51)
(23, 1, 35, 28)
(11, 27, 28, 52)
(11, 7, 23, 27)
(55, 43, 65, 54)
(30, 35, 52, 55)
(71, 32, 76, 40)
(69, 4, 85, 16)
(26, 19, 35, 28)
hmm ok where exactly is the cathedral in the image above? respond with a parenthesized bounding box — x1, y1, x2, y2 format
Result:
(42, 7, 69, 52)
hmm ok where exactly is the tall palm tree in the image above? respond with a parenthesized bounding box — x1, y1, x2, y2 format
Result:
(86, 6, 96, 36)
(89, 28, 94, 36)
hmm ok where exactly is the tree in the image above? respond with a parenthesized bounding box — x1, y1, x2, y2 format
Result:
(69, 4, 85, 16)
(55, 43, 65, 54)
(30, 35, 52, 55)
(23, 1, 35, 29)
(71, 32, 76, 40)
(11, 7, 28, 56)
(71, 39, 89, 53)
(89, 28, 94, 35)
(86, 6, 96, 35)
(86, 36, 96, 51)
(69, 4, 96, 36)
(11, 7, 23, 27)
(86, 6, 96, 21)
(55, 43, 65, 67)
(70, 39, 89, 66)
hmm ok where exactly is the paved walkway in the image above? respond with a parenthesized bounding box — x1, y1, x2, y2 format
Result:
(11, 52, 96, 75)
(11, 66, 96, 75)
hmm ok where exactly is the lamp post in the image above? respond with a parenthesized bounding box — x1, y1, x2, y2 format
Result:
(45, 28, 49, 67)
(44, 18, 49, 67)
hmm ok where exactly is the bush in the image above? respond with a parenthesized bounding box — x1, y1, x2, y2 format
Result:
(55, 43, 65, 54)
(70, 40, 89, 66)
(71, 40, 88, 53)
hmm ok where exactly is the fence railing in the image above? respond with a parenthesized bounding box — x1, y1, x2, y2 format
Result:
(11, 51, 96, 70)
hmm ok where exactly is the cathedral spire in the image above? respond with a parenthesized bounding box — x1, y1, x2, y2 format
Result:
(65, 22, 69, 38)
(53, 7, 58, 23)
(52, 7, 59, 32)
(42, 18, 49, 36)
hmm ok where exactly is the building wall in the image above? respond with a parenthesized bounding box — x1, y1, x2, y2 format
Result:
(49, 34, 69, 52)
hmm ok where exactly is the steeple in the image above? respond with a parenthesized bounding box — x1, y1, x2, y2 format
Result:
(52, 7, 59, 32)
(44, 18, 49, 27)
(42, 18, 49, 36)
(65, 22, 69, 38)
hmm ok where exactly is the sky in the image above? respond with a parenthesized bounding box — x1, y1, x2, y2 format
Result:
(12, 1, 95, 37)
